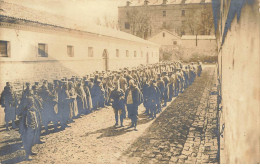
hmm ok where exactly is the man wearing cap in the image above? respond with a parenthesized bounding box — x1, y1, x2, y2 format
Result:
(141, 78, 150, 116)
(20, 97, 38, 160)
(147, 79, 161, 119)
(83, 80, 93, 113)
(109, 80, 125, 127)
(0, 82, 18, 130)
(156, 74, 164, 112)
(125, 79, 143, 130)
(91, 79, 102, 110)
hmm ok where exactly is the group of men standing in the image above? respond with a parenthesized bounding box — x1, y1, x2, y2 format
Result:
(0, 61, 202, 159)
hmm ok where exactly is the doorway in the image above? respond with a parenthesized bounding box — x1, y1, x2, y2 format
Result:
(102, 49, 109, 71)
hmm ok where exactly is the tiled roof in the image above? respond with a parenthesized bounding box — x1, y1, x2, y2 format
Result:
(0, 0, 158, 46)
(119, 0, 211, 7)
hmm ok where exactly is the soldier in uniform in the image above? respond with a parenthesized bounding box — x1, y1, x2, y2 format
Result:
(197, 62, 202, 77)
(141, 78, 150, 116)
(156, 74, 164, 113)
(83, 80, 93, 114)
(68, 81, 78, 119)
(125, 80, 143, 130)
(59, 82, 71, 129)
(109, 80, 125, 127)
(162, 71, 170, 107)
(21, 97, 39, 160)
(147, 79, 161, 119)
(0, 82, 17, 130)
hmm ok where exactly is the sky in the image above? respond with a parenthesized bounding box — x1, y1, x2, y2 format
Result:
(6, 0, 126, 24)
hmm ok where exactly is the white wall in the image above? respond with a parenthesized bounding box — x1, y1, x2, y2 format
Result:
(0, 24, 160, 125)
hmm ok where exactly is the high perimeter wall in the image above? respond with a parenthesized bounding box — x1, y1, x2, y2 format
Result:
(217, 1, 260, 164)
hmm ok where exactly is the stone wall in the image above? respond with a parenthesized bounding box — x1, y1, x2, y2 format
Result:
(217, 1, 260, 164)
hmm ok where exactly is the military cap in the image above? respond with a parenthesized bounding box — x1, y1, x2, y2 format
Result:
(34, 82, 39, 85)
(25, 82, 30, 86)
(162, 71, 167, 75)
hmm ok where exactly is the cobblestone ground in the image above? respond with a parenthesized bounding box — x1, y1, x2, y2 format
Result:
(120, 67, 218, 164)
(0, 66, 218, 164)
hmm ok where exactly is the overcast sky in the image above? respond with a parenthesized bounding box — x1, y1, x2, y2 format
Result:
(7, 0, 125, 23)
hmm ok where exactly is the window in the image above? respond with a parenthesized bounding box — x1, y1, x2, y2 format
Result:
(163, 11, 166, 17)
(67, 45, 74, 57)
(88, 47, 94, 57)
(0, 40, 10, 57)
(173, 41, 177, 45)
(163, 32, 165, 37)
(116, 49, 119, 57)
(182, 10, 185, 16)
(125, 22, 130, 29)
(38, 43, 48, 57)
(134, 51, 137, 57)
(163, 22, 166, 28)
(126, 50, 129, 57)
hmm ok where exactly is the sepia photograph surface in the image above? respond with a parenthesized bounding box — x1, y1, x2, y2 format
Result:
(0, 0, 259, 164)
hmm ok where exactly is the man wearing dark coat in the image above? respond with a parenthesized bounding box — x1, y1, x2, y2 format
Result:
(109, 81, 125, 127)
(21, 97, 38, 160)
(147, 79, 161, 119)
(0, 82, 17, 130)
(125, 79, 143, 130)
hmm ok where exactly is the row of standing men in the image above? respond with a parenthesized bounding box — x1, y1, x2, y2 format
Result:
(0, 61, 202, 159)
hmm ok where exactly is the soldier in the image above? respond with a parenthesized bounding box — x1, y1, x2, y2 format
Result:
(162, 71, 170, 107)
(197, 62, 202, 77)
(0, 82, 17, 130)
(147, 79, 161, 119)
(59, 82, 71, 129)
(109, 80, 125, 127)
(21, 97, 39, 160)
(156, 74, 164, 113)
(91, 79, 103, 110)
(76, 82, 87, 116)
(68, 81, 78, 119)
(141, 78, 150, 115)
(125, 80, 143, 130)
(168, 72, 175, 101)
(38, 83, 54, 133)
(83, 80, 93, 114)
(119, 73, 127, 92)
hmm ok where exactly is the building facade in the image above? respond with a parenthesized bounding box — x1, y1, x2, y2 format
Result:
(148, 29, 217, 61)
(118, 0, 214, 39)
(0, 1, 159, 124)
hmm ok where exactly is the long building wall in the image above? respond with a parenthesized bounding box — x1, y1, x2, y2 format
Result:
(0, 23, 159, 125)
(217, 1, 260, 164)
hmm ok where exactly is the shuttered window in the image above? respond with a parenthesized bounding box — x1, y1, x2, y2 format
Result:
(88, 47, 94, 57)
(0, 41, 10, 57)
(67, 45, 74, 57)
(38, 43, 48, 57)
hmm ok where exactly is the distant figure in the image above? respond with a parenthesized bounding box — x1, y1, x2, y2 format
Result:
(0, 82, 17, 130)
(197, 62, 202, 77)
